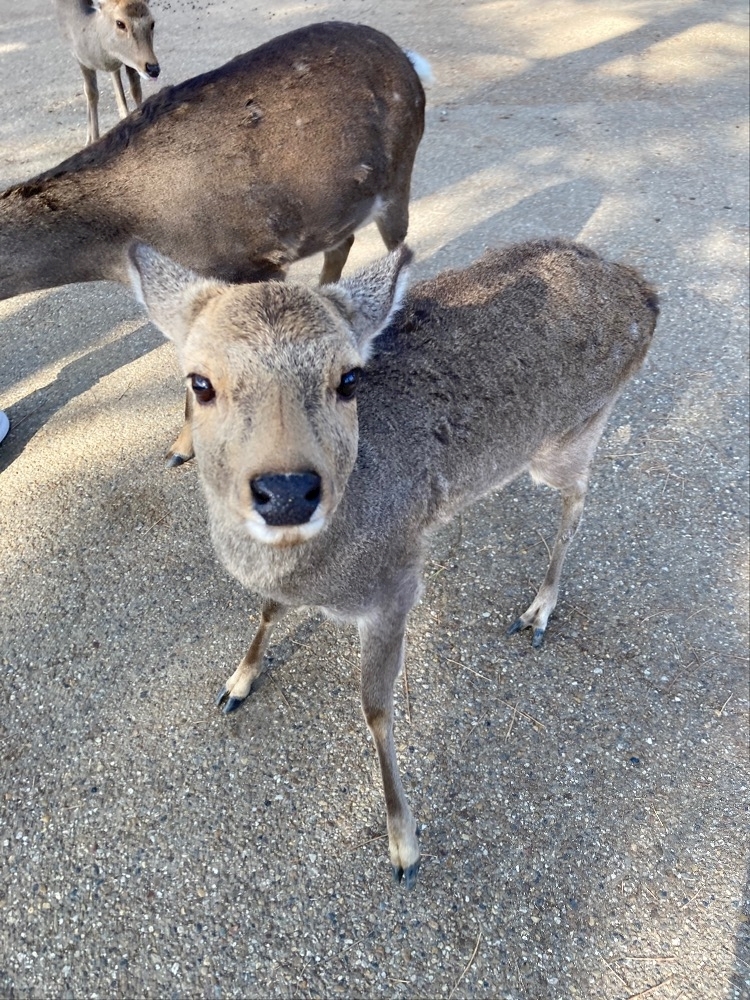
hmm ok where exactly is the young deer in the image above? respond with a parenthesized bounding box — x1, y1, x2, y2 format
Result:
(1, 22, 427, 460)
(54, 0, 160, 145)
(128, 237, 659, 888)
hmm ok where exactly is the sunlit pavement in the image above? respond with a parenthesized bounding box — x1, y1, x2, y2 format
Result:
(1, 2, 747, 997)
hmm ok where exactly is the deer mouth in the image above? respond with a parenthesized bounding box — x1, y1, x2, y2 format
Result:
(130, 62, 160, 80)
(243, 511, 327, 547)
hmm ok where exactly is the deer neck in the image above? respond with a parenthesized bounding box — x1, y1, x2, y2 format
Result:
(0, 169, 130, 301)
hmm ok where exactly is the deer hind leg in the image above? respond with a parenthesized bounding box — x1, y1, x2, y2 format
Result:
(124, 64, 143, 107)
(507, 403, 615, 648)
(319, 234, 355, 285)
(216, 600, 288, 714)
(111, 68, 130, 118)
(359, 600, 420, 888)
(80, 65, 100, 145)
(166, 389, 194, 467)
(375, 166, 413, 252)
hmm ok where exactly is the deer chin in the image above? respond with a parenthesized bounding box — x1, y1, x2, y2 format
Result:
(243, 511, 327, 547)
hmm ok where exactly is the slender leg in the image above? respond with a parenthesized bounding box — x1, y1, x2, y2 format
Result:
(359, 608, 420, 887)
(216, 600, 288, 714)
(124, 64, 143, 107)
(111, 69, 129, 118)
(80, 65, 99, 145)
(319, 234, 355, 285)
(506, 484, 587, 647)
(166, 389, 194, 467)
(507, 403, 613, 647)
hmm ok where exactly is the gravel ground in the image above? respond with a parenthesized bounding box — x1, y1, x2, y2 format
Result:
(0, 1, 748, 998)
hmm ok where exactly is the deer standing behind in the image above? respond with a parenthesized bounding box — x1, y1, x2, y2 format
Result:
(1, 21, 428, 460)
(54, 0, 160, 145)
(128, 237, 659, 887)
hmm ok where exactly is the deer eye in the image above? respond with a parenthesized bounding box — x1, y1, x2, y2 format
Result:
(336, 368, 362, 400)
(115, 19, 126, 30)
(190, 373, 216, 404)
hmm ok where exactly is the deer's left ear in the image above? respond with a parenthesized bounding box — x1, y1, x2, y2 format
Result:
(320, 245, 413, 359)
(127, 242, 226, 348)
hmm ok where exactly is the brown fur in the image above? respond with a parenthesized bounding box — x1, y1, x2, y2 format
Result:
(129, 236, 658, 887)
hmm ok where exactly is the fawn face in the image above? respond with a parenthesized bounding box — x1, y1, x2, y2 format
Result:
(183, 285, 366, 546)
(97, 0, 159, 79)
(129, 241, 411, 546)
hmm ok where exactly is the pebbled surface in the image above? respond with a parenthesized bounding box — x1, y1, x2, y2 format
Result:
(0, 1, 748, 998)
(393, 862, 420, 891)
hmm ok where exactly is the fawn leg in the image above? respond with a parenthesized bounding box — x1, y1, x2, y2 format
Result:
(111, 68, 129, 118)
(359, 607, 419, 887)
(507, 404, 614, 647)
(166, 389, 194, 467)
(124, 64, 143, 106)
(319, 234, 355, 285)
(80, 65, 100, 145)
(216, 600, 288, 714)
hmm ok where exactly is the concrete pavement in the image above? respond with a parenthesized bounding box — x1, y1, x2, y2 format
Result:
(0, 1, 748, 996)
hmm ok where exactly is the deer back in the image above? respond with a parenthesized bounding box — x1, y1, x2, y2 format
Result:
(359, 239, 657, 516)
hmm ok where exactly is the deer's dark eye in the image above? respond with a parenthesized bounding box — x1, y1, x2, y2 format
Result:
(190, 373, 216, 404)
(115, 19, 126, 30)
(336, 368, 362, 400)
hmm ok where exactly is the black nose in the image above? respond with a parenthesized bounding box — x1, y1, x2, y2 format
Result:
(146, 63, 160, 78)
(250, 472, 322, 526)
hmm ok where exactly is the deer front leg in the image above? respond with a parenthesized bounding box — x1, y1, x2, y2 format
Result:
(80, 64, 100, 145)
(124, 65, 143, 107)
(166, 389, 194, 467)
(359, 609, 419, 888)
(111, 68, 130, 118)
(319, 234, 355, 285)
(216, 600, 288, 714)
(507, 482, 586, 647)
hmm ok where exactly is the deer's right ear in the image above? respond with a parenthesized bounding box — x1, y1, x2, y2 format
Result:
(127, 242, 225, 346)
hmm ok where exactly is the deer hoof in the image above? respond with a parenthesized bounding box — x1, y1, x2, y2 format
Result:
(392, 860, 420, 889)
(215, 685, 247, 715)
(223, 696, 245, 715)
(165, 451, 191, 468)
(506, 617, 547, 648)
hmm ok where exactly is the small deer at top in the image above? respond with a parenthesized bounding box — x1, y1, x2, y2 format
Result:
(54, 0, 160, 144)
(128, 236, 659, 888)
